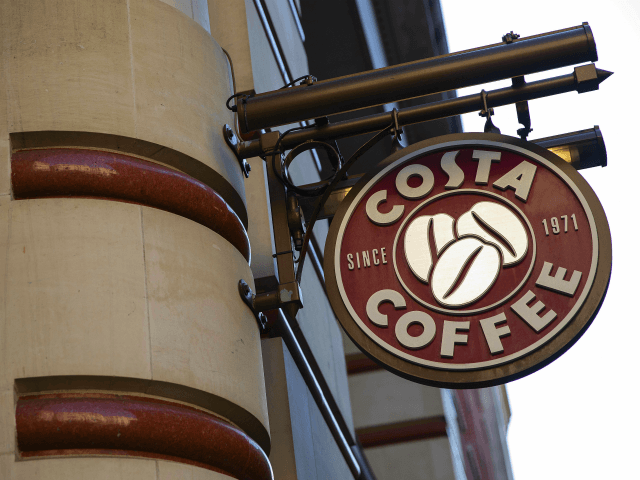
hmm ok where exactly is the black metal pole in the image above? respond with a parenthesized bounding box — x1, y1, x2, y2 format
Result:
(237, 65, 611, 159)
(275, 309, 362, 479)
(237, 23, 597, 132)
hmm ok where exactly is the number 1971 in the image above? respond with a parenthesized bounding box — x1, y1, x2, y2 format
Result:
(542, 214, 578, 236)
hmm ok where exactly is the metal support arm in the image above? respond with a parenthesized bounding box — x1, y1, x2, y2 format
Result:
(234, 64, 612, 160)
(236, 23, 597, 132)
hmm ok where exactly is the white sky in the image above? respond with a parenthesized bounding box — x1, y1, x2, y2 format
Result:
(439, 2, 640, 478)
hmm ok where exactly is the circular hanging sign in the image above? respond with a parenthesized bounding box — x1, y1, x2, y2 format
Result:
(325, 133, 611, 388)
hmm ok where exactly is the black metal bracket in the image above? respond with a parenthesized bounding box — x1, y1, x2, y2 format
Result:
(223, 124, 251, 178)
(287, 195, 306, 251)
(390, 108, 404, 153)
(512, 76, 533, 140)
(501, 32, 527, 139)
(479, 90, 501, 134)
(238, 279, 304, 333)
(296, 175, 363, 221)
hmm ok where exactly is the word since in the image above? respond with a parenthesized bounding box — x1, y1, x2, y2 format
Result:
(347, 248, 388, 270)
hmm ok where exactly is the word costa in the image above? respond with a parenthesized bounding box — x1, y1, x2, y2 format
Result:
(365, 150, 536, 226)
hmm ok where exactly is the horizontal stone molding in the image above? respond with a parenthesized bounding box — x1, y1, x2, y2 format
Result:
(16, 393, 273, 480)
(14, 376, 270, 457)
(11, 148, 250, 262)
(10, 132, 248, 228)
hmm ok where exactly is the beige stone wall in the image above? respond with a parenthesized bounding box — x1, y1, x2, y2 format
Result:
(0, 455, 235, 479)
(0, 0, 243, 206)
(0, 390, 14, 456)
(142, 204, 267, 429)
(208, 0, 255, 94)
(366, 438, 456, 480)
(349, 370, 444, 429)
(0, 200, 151, 389)
(0, 138, 8, 201)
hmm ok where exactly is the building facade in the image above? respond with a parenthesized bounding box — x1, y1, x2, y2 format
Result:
(0, 1, 513, 479)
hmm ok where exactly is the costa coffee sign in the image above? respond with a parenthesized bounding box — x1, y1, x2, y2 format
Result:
(325, 134, 611, 387)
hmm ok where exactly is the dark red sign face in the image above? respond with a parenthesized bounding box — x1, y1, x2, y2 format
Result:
(325, 134, 611, 387)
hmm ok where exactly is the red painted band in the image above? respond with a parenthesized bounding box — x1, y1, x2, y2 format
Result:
(11, 149, 251, 262)
(345, 353, 383, 375)
(356, 415, 448, 448)
(16, 393, 272, 480)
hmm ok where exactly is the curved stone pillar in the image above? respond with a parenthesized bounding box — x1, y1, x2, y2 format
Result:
(0, 0, 270, 477)
(0, 0, 245, 223)
(0, 195, 270, 477)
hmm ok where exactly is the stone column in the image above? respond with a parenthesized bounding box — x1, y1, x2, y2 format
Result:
(0, 1, 271, 478)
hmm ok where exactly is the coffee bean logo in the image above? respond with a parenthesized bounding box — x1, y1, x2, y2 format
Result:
(456, 201, 528, 266)
(431, 237, 501, 307)
(405, 201, 529, 307)
(404, 213, 455, 283)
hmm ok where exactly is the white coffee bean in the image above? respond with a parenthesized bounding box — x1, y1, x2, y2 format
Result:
(431, 237, 501, 307)
(404, 213, 455, 283)
(456, 201, 528, 266)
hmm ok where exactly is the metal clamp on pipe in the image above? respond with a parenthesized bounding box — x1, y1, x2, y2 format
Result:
(237, 23, 597, 133)
(238, 279, 304, 331)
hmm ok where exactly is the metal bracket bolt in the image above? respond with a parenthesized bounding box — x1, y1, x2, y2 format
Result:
(252, 281, 304, 312)
(259, 130, 282, 155)
(512, 76, 533, 140)
(302, 75, 317, 86)
(223, 124, 251, 178)
(286, 195, 306, 251)
(390, 108, 404, 153)
(238, 279, 304, 333)
(238, 279, 267, 333)
(502, 31, 520, 44)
